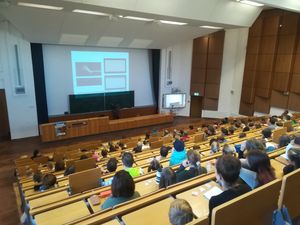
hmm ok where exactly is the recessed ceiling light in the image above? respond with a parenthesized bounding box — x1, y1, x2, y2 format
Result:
(72, 9, 110, 16)
(124, 16, 154, 22)
(17, 2, 63, 10)
(236, 0, 264, 7)
(159, 20, 187, 26)
(200, 25, 223, 30)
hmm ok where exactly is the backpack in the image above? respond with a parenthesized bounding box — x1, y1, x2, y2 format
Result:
(272, 206, 293, 225)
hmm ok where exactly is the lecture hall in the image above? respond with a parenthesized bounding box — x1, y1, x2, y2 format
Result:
(0, 0, 300, 225)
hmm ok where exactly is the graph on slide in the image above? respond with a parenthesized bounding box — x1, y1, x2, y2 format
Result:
(71, 51, 129, 94)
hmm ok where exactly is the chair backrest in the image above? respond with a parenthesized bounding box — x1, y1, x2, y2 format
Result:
(283, 121, 293, 132)
(69, 167, 102, 194)
(32, 156, 49, 164)
(278, 168, 300, 219)
(272, 127, 287, 144)
(65, 159, 76, 168)
(150, 140, 163, 149)
(17, 164, 38, 177)
(65, 150, 81, 159)
(53, 152, 64, 162)
(149, 137, 160, 143)
(162, 136, 173, 144)
(126, 141, 137, 149)
(212, 179, 282, 225)
(74, 158, 96, 172)
(194, 133, 205, 143)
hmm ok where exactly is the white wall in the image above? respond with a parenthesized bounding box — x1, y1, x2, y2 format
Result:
(202, 28, 249, 118)
(43, 45, 154, 116)
(159, 40, 193, 116)
(0, 21, 38, 139)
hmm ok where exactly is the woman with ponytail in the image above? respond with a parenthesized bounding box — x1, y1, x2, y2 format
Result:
(175, 149, 207, 183)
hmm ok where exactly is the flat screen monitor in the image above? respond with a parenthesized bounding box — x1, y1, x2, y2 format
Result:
(162, 93, 186, 109)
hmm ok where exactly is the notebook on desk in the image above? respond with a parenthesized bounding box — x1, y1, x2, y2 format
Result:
(203, 186, 223, 200)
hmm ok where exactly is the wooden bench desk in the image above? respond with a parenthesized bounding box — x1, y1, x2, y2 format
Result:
(275, 155, 289, 165)
(121, 197, 174, 225)
(29, 190, 69, 209)
(35, 201, 90, 225)
(176, 181, 220, 219)
(102, 220, 121, 225)
(87, 195, 107, 214)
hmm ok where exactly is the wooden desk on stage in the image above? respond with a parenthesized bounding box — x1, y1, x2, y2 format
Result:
(39, 114, 174, 142)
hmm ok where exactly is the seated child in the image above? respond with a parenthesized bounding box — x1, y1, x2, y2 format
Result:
(148, 158, 163, 183)
(122, 152, 143, 178)
(169, 140, 187, 166)
(35, 174, 57, 191)
(209, 155, 251, 221)
(101, 158, 118, 186)
(175, 150, 207, 183)
(159, 167, 176, 188)
(101, 170, 140, 209)
(169, 199, 194, 225)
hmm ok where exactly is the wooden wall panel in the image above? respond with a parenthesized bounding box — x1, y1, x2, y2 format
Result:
(191, 69, 206, 83)
(207, 54, 223, 69)
(256, 54, 275, 72)
(248, 18, 263, 37)
(190, 83, 205, 95)
(254, 96, 270, 113)
(293, 55, 300, 73)
(255, 72, 273, 98)
(290, 74, 300, 94)
(208, 32, 225, 54)
(241, 87, 256, 104)
(191, 30, 225, 110)
(242, 71, 256, 87)
(272, 73, 290, 91)
(262, 15, 280, 36)
(239, 102, 254, 116)
(270, 90, 288, 108)
(193, 37, 209, 54)
(203, 98, 218, 111)
(239, 9, 300, 116)
(247, 37, 261, 54)
(288, 93, 300, 111)
(206, 69, 221, 84)
(192, 53, 207, 69)
(277, 35, 297, 54)
(279, 12, 299, 35)
(244, 54, 258, 70)
(259, 36, 277, 54)
(205, 84, 220, 99)
(274, 55, 293, 73)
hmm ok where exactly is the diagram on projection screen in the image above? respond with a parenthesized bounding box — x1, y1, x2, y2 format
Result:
(71, 51, 129, 94)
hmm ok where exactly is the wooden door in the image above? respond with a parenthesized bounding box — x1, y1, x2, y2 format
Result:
(0, 89, 10, 140)
(190, 96, 202, 117)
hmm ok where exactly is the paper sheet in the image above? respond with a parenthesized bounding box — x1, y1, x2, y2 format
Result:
(203, 186, 223, 200)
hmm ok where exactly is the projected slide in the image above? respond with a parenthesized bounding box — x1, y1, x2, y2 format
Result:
(71, 51, 129, 94)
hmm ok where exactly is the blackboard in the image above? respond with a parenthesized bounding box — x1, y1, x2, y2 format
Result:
(69, 91, 134, 114)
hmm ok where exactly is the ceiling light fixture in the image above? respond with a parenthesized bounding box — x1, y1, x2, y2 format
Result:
(17, 2, 63, 10)
(124, 16, 154, 22)
(200, 25, 223, 30)
(236, 0, 264, 7)
(72, 9, 110, 16)
(159, 20, 187, 26)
